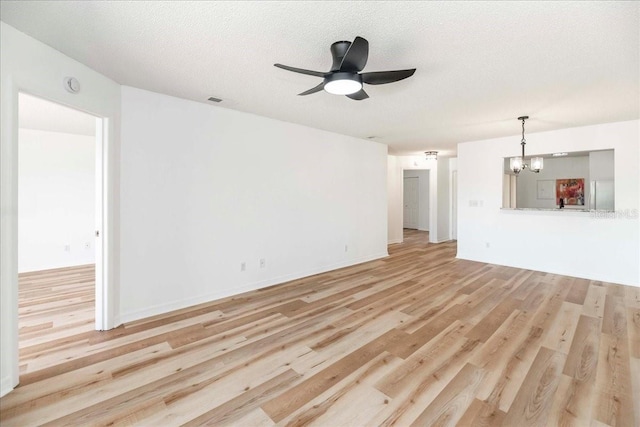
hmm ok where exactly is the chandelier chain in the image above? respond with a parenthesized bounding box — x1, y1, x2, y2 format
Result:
(521, 118, 526, 144)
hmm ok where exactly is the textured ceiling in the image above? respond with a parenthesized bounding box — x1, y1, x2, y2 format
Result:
(19, 93, 96, 136)
(1, 1, 638, 155)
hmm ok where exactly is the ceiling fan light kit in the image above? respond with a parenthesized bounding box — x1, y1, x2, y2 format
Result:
(324, 72, 362, 95)
(275, 36, 416, 100)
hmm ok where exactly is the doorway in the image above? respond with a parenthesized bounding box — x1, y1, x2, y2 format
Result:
(17, 93, 105, 374)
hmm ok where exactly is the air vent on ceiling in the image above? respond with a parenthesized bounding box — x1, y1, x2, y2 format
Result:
(207, 97, 222, 103)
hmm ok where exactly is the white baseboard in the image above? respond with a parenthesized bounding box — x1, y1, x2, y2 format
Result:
(19, 261, 96, 274)
(1, 375, 15, 398)
(388, 238, 403, 245)
(111, 315, 122, 330)
(119, 252, 389, 324)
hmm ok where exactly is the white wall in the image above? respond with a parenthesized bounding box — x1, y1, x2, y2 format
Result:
(403, 170, 430, 231)
(458, 120, 640, 287)
(18, 129, 95, 272)
(120, 86, 388, 322)
(1, 22, 121, 397)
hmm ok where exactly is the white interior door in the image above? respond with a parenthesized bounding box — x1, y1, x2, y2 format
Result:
(403, 177, 419, 229)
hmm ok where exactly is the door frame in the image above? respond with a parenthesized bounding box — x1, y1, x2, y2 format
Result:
(16, 95, 108, 330)
(0, 86, 114, 396)
(15, 92, 110, 330)
(94, 116, 109, 330)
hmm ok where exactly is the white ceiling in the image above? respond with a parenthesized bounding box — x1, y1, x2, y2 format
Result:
(19, 92, 96, 136)
(2, 1, 638, 155)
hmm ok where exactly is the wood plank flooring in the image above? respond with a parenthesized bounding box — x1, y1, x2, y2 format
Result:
(17, 264, 95, 376)
(1, 230, 638, 426)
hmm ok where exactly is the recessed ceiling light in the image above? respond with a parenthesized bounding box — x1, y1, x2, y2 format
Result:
(207, 97, 222, 103)
(552, 152, 568, 157)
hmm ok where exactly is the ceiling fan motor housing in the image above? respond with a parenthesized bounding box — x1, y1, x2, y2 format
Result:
(330, 41, 352, 70)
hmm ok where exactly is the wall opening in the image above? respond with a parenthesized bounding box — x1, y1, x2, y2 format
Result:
(17, 93, 105, 377)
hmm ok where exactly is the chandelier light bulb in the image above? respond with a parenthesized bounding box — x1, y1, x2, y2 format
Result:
(510, 157, 523, 174)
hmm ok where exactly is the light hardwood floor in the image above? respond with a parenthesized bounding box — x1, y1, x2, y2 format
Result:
(16, 264, 96, 376)
(1, 230, 639, 426)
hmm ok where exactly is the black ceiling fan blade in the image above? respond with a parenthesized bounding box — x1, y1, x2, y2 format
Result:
(298, 82, 325, 96)
(361, 69, 416, 85)
(346, 89, 369, 101)
(274, 63, 325, 78)
(339, 36, 369, 72)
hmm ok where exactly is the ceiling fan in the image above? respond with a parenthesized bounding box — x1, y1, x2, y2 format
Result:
(274, 36, 416, 100)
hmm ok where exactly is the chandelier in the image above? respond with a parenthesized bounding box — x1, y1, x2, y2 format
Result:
(425, 151, 438, 161)
(510, 116, 543, 174)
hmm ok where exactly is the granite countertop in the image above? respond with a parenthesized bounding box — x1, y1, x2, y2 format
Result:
(500, 207, 592, 212)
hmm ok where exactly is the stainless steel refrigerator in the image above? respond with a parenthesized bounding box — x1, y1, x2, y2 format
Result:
(590, 180, 614, 210)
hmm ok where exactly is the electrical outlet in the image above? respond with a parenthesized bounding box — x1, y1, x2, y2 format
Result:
(64, 244, 71, 252)
(485, 242, 490, 248)
(84, 242, 90, 250)
(345, 244, 348, 252)
(260, 258, 266, 268)
(240, 262, 246, 272)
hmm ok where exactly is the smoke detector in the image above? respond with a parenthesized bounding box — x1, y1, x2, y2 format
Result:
(64, 77, 80, 93)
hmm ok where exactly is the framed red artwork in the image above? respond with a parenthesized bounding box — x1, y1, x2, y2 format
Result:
(556, 178, 585, 206)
